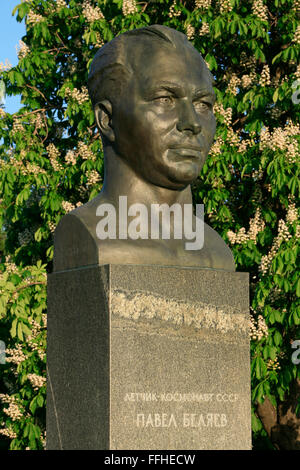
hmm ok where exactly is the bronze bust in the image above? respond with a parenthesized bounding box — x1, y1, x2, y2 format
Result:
(54, 24, 235, 272)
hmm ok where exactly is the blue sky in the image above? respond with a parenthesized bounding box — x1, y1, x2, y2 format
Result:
(0, 1, 26, 114)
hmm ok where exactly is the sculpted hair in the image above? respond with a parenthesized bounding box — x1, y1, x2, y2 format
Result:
(88, 24, 213, 109)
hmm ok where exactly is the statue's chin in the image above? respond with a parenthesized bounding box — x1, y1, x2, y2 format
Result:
(146, 171, 199, 191)
(166, 161, 203, 187)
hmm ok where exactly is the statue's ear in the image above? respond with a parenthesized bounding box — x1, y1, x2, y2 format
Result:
(94, 99, 115, 143)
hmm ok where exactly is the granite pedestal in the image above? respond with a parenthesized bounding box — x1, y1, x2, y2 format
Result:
(46, 264, 251, 450)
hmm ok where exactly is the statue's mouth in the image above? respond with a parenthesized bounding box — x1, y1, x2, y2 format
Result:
(168, 147, 203, 161)
(170, 144, 203, 152)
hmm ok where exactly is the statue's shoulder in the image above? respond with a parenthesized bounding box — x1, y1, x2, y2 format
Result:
(56, 193, 102, 234)
(53, 197, 101, 271)
(203, 222, 236, 272)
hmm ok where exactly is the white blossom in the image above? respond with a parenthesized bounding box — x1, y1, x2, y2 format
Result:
(209, 136, 223, 156)
(241, 72, 256, 89)
(227, 208, 265, 245)
(62, 201, 75, 213)
(267, 357, 281, 370)
(199, 22, 210, 36)
(27, 11, 44, 25)
(249, 312, 269, 341)
(185, 24, 195, 40)
(65, 150, 77, 165)
(294, 64, 300, 80)
(195, 0, 211, 9)
(48, 221, 56, 233)
(226, 127, 240, 147)
(0, 427, 17, 439)
(293, 25, 300, 44)
(27, 373, 46, 391)
(3, 403, 23, 421)
(213, 103, 232, 126)
(122, 0, 138, 16)
(226, 74, 240, 95)
(16, 40, 30, 60)
(94, 32, 105, 48)
(259, 123, 300, 164)
(47, 143, 63, 171)
(259, 65, 271, 87)
(78, 141, 95, 161)
(56, 0, 67, 10)
(65, 86, 89, 105)
(82, 1, 104, 22)
(219, 0, 233, 14)
(86, 169, 101, 186)
(286, 198, 298, 225)
(5, 345, 27, 365)
(252, 0, 268, 22)
(168, 1, 181, 17)
(259, 219, 292, 275)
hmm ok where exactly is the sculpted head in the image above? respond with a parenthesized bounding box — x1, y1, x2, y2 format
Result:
(88, 25, 216, 190)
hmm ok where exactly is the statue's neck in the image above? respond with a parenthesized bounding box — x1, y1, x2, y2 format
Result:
(101, 148, 193, 208)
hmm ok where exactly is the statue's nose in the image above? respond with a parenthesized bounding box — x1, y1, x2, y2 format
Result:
(176, 100, 202, 135)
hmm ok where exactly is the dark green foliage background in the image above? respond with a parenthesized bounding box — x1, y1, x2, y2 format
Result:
(0, 0, 299, 450)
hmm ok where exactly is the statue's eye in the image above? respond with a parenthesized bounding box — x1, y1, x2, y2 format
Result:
(155, 96, 174, 105)
(194, 101, 212, 111)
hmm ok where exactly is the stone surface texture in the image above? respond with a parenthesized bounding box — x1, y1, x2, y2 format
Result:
(46, 264, 251, 450)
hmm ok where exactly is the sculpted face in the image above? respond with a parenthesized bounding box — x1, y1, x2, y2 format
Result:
(110, 41, 216, 190)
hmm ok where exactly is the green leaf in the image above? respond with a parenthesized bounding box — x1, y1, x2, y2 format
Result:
(15, 72, 24, 86)
(33, 425, 41, 440)
(11, 318, 18, 338)
(273, 88, 279, 103)
(17, 2, 30, 21)
(255, 357, 266, 379)
(29, 396, 38, 414)
(274, 331, 282, 346)
(21, 323, 32, 337)
(37, 395, 44, 407)
(296, 278, 300, 297)
(17, 322, 24, 341)
(34, 228, 43, 242)
(283, 279, 290, 293)
(251, 410, 263, 432)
